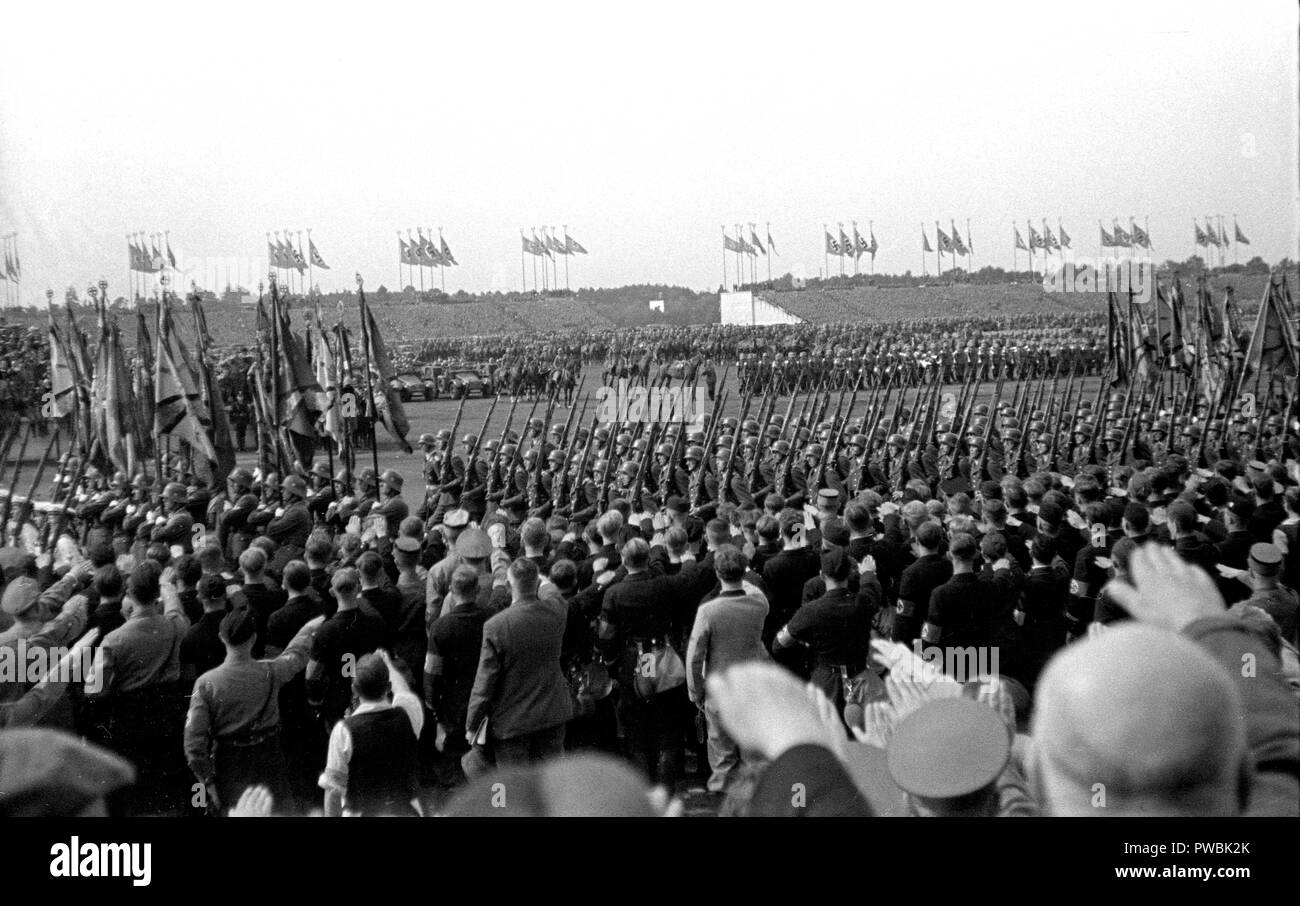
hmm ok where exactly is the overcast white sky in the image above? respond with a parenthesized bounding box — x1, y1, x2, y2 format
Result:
(1, 0, 1296, 300)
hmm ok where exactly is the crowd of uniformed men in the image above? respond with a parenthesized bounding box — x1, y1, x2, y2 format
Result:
(0, 305, 1296, 818)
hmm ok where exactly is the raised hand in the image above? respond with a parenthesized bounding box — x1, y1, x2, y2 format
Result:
(1106, 542, 1226, 632)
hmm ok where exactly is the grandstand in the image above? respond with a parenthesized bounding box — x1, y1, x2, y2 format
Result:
(0, 272, 1272, 348)
(719, 291, 804, 326)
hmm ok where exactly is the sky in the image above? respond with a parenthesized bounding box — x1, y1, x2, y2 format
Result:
(0, 0, 1296, 302)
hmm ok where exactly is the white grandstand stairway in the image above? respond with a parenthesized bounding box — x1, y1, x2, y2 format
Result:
(718, 290, 803, 326)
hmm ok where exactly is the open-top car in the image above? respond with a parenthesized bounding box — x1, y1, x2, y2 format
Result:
(390, 371, 439, 402)
(446, 368, 492, 399)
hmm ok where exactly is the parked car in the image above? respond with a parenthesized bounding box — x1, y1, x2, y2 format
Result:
(390, 371, 439, 402)
(447, 369, 492, 399)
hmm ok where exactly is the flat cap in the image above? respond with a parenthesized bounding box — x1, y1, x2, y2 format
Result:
(665, 496, 688, 514)
(0, 547, 35, 580)
(0, 729, 135, 817)
(442, 509, 470, 529)
(0, 576, 40, 617)
(1249, 542, 1283, 568)
(887, 698, 1010, 800)
(456, 527, 492, 560)
(393, 535, 422, 554)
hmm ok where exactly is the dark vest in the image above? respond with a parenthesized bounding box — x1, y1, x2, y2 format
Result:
(344, 707, 420, 815)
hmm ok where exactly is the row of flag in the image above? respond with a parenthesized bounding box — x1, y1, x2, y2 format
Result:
(267, 232, 331, 273)
(521, 227, 588, 258)
(923, 221, 973, 256)
(822, 222, 878, 258)
(723, 224, 779, 256)
(1098, 220, 1152, 250)
(45, 274, 410, 487)
(1196, 218, 1250, 248)
(1105, 272, 1294, 404)
(1011, 220, 1072, 253)
(399, 230, 458, 267)
(127, 233, 176, 273)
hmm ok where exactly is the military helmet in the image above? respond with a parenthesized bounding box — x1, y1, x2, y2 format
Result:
(228, 467, 254, 489)
(282, 475, 308, 499)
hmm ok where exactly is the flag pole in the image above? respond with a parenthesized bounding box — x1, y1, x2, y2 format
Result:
(563, 225, 570, 292)
(522, 230, 527, 294)
(823, 224, 829, 284)
(869, 220, 875, 277)
(852, 221, 859, 277)
(766, 222, 772, 283)
(1233, 214, 1238, 266)
(307, 228, 313, 297)
(722, 226, 727, 291)
(355, 274, 381, 482)
(439, 227, 446, 292)
(967, 218, 973, 273)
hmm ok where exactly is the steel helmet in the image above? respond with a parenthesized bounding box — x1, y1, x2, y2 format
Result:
(282, 475, 308, 499)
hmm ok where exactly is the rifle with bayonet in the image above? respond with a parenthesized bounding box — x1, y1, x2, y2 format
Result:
(458, 392, 500, 507)
(483, 394, 522, 502)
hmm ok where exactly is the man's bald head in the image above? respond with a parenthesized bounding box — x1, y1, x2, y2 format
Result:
(1030, 625, 1246, 817)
